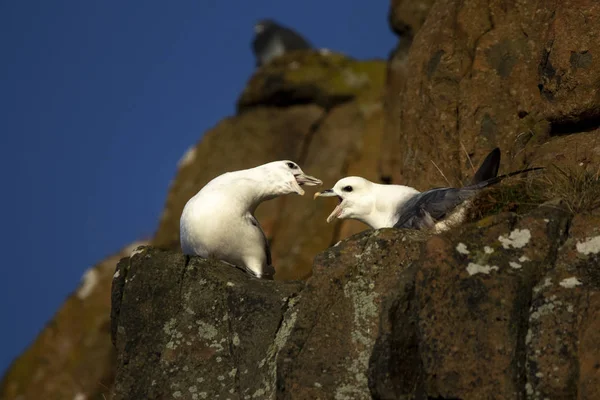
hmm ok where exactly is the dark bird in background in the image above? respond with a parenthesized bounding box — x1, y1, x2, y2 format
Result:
(252, 19, 312, 67)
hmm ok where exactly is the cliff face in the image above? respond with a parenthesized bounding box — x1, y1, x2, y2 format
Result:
(382, 0, 600, 188)
(3, 0, 600, 398)
(110, 205, 600, 399)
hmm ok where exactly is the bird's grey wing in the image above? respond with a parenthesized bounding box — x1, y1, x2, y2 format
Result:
(249, 215, 274, 277)
(394, 188, 478, 229)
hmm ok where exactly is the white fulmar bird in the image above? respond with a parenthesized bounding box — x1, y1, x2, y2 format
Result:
(314, 148, 542, 233)
(180, 160, 322, 279)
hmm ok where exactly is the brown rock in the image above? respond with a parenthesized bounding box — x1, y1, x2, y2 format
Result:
(0, 241, 148, 400)
(276, 229, 424, 399)
(388, 0, 436, 38)
(415, 203, 571, 399)
(110, 246, 303, 400)
(527, 211, 600, 399)
(381, 37, 411, 184)
(110, 203, 600, 399)
(383, 0, 600, 190)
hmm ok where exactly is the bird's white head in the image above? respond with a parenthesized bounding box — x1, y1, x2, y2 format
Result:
(313, 176, 376, 224)
(259, 160, 322, 197)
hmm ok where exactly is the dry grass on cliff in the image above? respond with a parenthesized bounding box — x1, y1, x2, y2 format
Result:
(535, 164, 600, 213)
(468, 165, 600, 221)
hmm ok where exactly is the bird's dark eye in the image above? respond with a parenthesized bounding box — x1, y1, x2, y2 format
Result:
(286, 162, 298, 169)
(342, 185, 353, 192)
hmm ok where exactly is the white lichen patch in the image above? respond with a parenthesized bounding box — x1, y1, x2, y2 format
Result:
(533, 277, 553, 293)
(185, 307, 195, 315)
(484, 246, 494, 254)
(559, 277, 583, 289)
(196, 321, 218, 339)
(113, 269, 120, 279)
(177, 146, 197, 169)
(164, 318, 178, 334)
(173, 391, 182, 398)
(525, 329, 532, 344)
(576, 236, 600, 255)
(77, 268, 99, 299)
(519, 255, 530, 262)
(509, 261, 522, 270)
(163, 318, 185, 349)
(525, 383, 533, 395)
(335, 278, 379, 399)
(130, 246, 146, 258)
(232, 333, 240, 346)
(466, 263, 499, 276)
(188, 386, 197, 393)
(226, 282, 235, 287)
(498, 229, 531, 249)
(456, 243, 470, 254)
(353, 241, 377, 260)
(530, 302, 559, 320)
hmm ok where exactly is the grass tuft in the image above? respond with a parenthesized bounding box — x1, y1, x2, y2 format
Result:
(536, 165, 600, 213)
(467, 164, 600, 221)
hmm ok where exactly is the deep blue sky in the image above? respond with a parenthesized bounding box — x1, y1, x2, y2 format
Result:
(0, 1, 396, 375)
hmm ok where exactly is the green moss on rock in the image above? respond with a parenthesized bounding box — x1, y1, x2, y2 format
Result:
(237, 50, 386, 112)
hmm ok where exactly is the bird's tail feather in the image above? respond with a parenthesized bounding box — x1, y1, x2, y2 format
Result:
(468, 167, 544, 190)
(470, 147, 501, 185)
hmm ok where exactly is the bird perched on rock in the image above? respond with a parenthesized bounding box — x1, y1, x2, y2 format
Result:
(180, 161, 322, 279)
(314, 148, 542, 233)
(252, 19, 312, 67)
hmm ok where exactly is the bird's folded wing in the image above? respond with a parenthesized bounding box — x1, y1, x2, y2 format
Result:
(393, 188, 477, 229)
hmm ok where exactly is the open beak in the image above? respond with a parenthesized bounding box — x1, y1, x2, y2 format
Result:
(313, 189, 336, 199)
(313, 189, 344, 223)
(295, 173, 322, 187)
(291, 173, 322, 196)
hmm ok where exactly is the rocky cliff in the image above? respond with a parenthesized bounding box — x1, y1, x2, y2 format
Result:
(3, 0, 600, 399)
(110, 204, 600, 399)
